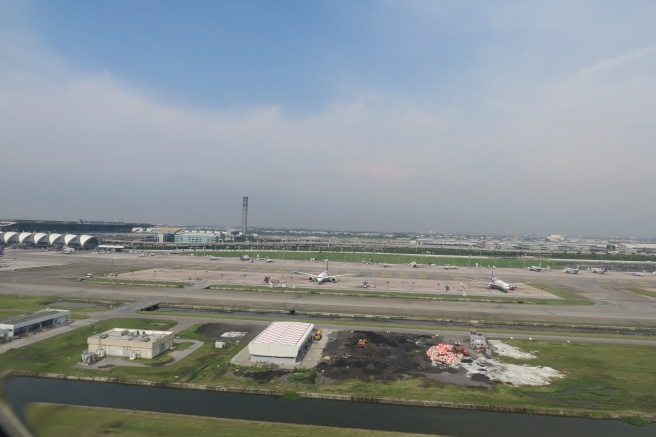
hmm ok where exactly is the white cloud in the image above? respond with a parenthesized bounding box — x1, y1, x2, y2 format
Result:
(1, 4, 655, 236)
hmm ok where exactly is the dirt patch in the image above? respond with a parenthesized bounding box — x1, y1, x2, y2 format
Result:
(195, 323, 259, 344)
(314, 330, 472, 383)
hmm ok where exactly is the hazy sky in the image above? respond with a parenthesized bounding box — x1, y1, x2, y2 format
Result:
(1, 1, 655, 237)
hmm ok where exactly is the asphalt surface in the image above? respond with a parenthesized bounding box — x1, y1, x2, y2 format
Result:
(1, 250, 656, 327)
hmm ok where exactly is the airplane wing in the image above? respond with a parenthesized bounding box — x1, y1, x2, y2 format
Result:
(293, 271, 316, 277)
(328, 273, 361, 278)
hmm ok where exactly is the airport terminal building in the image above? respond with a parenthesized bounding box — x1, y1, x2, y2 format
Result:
(248, 321, 314, 365)
(87, 328, 174, 359)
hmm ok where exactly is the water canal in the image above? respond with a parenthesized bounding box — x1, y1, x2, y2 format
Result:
(5, 377, 655, 437)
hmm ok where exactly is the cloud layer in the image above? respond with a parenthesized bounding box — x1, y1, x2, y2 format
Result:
(1, 2, 655, 237)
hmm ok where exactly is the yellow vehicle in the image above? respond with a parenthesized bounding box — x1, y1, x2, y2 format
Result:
(314, 329, 323, 341)
(356, 339, 369, 348)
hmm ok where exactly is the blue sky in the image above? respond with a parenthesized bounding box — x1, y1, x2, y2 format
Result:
(2, 1, 656, 237)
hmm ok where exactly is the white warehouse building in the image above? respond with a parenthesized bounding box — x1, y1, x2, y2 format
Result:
(248, 321, 314, 365)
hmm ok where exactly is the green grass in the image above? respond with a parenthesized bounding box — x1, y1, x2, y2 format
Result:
(206, 283, 588, 306)
(84, 278, 192, 288)
(0, 295, 115, 319)
(3, 319, 656, 420)
(629, 288, 656, 299)
(0, 318, 177, 375)
(529, 283, 592, 304)
(26, 403, 435, 437)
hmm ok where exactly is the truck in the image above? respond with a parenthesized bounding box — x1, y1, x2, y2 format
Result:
(314, 329, 323, 341)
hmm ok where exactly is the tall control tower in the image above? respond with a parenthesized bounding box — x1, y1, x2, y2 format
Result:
(242, 197, 248, 236)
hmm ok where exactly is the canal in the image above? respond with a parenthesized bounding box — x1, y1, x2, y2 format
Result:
(5, 377, 655, 436)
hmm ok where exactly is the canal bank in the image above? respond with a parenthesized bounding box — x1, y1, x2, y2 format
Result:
(3, 373, 655, 436)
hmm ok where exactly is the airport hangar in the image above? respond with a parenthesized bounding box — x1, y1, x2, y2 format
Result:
(248, 321, 315, 365)
(0, 309, 71, 339)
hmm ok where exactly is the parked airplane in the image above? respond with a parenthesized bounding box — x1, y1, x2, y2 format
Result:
(443, 265, 458, 270)
(293, 262, 358, 284)
(408, 261, 423, 268)
(527, 264, 550, 272)
(589, 266, 608, 274)
(562, 265, 579, 274)
(62, 246, 76, 254)
(488, 268, 517, 292)
(240, 255, 251, 261)
(627, 270, 655, 276)
(209, 256, 222, 261)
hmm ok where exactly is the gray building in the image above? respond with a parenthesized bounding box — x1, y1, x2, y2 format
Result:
(0, 309, 71, 338)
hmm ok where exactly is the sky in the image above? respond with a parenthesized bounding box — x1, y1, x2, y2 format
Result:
(1, 1, 655, 237)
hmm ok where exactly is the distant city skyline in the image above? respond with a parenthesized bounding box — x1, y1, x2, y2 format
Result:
(1, 2, 655, 237)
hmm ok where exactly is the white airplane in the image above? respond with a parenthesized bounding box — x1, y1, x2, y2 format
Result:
(293, 262, 358, 284)
(527, 264, 550, 272)
(589, 266, 608, 274)
(62, 246, 76, 254)
(563, 265, 579, 274)
(443, 265, 458, 270)
(209, 256, 222, 261)
(382, 262, 391, 268)
(408, 261, 423, 268)
(627, 270, 655, 276)
(488, 268, 517, 292)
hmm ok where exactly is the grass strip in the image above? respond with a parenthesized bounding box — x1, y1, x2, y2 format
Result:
(26, 403, 435, 437)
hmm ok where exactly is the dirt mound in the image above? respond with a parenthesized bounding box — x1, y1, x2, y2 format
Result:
(315, 330, 443, 382)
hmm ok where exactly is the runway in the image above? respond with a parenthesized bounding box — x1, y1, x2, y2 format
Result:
(1, 250, 655, 326)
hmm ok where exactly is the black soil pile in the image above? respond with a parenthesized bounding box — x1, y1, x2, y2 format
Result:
(315, 330, 457, 382)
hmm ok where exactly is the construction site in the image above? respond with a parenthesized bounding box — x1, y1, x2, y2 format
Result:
(195, 319, 564, 388)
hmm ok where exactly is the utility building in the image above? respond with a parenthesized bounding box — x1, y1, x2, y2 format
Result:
(0, 309, 70, 338)
(248, 321, 314, 365)
(87, 328, 174, 359)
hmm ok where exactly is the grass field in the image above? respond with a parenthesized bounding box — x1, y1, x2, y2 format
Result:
(0, 295, 116, 319)
(2, 319, 655, 420)
(26, 403, 435, 437)
(629, 287, 656, 299)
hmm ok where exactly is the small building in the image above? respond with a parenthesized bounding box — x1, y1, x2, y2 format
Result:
(0, 309, 70, 338)
(87, 328, 174, 359)
(248, 321, 314, 365)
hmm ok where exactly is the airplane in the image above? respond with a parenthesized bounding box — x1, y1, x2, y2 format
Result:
(589, 266, 608, 274)
(382, 262, 391, 268)
(408, 261, 423, 268)
(209, 256, 222, 261)
(562, 265, 579, 274)
(62, 246, 76, 254)
(442, 265, 458, 270)
(626, 270, 655, 276)
(527, 264, 550, 272)
(488, 268, 517, 292)
(293, 261, 359, 284)
(240, 255, 251, 261)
